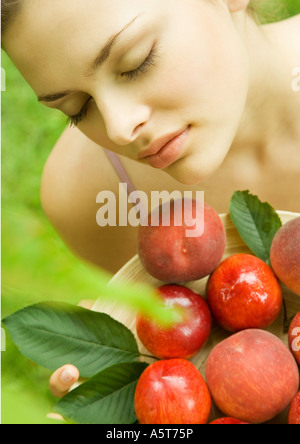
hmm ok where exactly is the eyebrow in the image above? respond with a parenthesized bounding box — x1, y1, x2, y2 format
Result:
(37, 15, 141, 103)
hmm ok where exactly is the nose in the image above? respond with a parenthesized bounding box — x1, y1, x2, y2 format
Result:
(96, 90, 151, 146)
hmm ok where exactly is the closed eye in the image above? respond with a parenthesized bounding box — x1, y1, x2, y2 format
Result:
(67, 45, 159, 127)
(67, 97, 93, 127)
(121, 44, 158, 81)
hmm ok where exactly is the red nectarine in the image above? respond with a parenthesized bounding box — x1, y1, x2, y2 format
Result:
(136, 284, 212, 359)
(134, 359, 212, 424)
(288, 391, 300, 424)
(209, 417, 249, 424)
(206, 254, 282, 331)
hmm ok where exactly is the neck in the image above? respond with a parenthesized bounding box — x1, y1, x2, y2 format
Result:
(233, 13, 300, 150)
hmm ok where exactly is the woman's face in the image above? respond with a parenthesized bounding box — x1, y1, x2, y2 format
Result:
(4, 0, 250, 184)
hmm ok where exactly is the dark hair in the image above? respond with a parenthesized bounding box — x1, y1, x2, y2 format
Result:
(1, 0, 23, 37)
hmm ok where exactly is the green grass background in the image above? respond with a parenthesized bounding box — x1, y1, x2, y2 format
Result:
(2, 1, 300, 424)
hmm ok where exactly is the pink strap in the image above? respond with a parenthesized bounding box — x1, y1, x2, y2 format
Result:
(104, 149, 147, 216)
(104, 149, 138, 196)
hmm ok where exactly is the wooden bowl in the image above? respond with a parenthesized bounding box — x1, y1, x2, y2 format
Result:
(92, 211, 300, 424)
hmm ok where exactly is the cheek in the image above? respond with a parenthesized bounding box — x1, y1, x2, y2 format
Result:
(147, 52, 248, 130)
(154, 9, 249, 120)
(181, 46, 247, 117)
(198, 24, 249, 119)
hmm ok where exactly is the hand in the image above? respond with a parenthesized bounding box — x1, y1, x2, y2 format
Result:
(49, 364, 80, 398)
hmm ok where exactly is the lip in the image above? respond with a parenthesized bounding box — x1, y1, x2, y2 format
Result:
(138, 126, 191, 169)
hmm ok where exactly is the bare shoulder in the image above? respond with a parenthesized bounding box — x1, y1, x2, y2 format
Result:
(41, 126, 139, 274)
(41, 125, 114, 198)
(41, 125, 114, 225)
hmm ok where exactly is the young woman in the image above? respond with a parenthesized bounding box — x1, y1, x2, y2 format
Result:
(2, 0, 300, 397)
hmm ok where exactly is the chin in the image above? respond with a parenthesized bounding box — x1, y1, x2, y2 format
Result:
(166, 154, 221, 186)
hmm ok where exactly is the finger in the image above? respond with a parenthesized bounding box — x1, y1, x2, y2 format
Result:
(46, 412, 65, 422)
(49, 364, 80, 398)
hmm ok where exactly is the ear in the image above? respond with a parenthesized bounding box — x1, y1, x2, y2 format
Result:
(226, 0, 250, 12)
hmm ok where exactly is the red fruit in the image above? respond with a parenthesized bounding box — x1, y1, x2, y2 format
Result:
(288, 391, 300, 424)
(136, 285, 212, 359)
(288, 311, 300, 367)
(205, 329, 299, 424)
(209, 417, 249, 424)
(206, 253, 282, 332)
(270, 217, 300, 296)
(134, 359, 212, 424)
(137, 199, 226, 282)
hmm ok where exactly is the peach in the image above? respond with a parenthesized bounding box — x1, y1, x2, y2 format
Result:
(205, 329, 299, 424)
(137, 199, 226, 282)
(270, 217, 300, 295)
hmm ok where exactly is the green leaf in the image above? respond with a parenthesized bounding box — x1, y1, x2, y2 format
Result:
(229, 190, 282, 264)
(55, 362, 148, 424)
(2, 302, 140, 378)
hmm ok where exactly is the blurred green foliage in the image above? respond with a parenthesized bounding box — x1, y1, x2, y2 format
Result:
(2, 0, 300, 424)
(250, 0, 300, 22)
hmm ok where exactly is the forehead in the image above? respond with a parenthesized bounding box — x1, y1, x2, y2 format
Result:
(4, 0, 150, 93)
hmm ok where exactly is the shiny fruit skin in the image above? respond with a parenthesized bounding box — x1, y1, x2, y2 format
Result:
(136, 285, 212, 359)
(206, 253, 282, 332)
(134, 359, 212, 424)
(288, 391, 300, 424)
(209, 417, 249, 424)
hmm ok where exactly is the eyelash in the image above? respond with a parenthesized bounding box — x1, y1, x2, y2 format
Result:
(121, 45, 158, 81)
(67, 46, 158, 127)
(67, 98, 92, 127)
